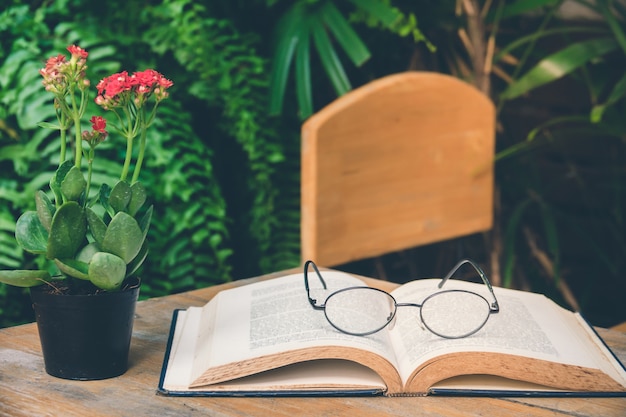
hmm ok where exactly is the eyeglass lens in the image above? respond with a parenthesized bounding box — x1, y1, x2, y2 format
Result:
(324, 288, 396, 336)
(420, 290, 491, 338)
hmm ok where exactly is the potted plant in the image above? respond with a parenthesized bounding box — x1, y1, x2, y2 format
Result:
(0, 45, 172, 380)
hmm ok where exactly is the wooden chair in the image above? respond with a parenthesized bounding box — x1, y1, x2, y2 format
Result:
(300, 71, 496, 268)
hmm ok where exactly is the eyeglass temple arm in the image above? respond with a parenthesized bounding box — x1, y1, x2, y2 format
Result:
(438, 259, 500, 312)
(304, 260, 327, 306)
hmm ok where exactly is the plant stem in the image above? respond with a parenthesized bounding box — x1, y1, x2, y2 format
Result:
(86, 147, 94, 205)
(70, 89, 82, 168)
(57, 106, 67, 164)
(59, 126, 67, 164)
(131, 127, 147, 184)
(120, 107, 134, 182)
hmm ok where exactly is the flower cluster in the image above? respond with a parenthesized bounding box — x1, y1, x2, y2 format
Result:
(82, 116, 108, 148)
(40, 45, 90, 95)
(95, 69, 173, 110)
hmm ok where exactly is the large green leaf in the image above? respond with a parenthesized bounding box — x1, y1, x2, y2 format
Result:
(139, 205, 154, 238)
(50, 160, 74, 205)
(126, 242, 149, 277)
(88, 252, 126, 290)
(61, 166, 87, 202)
(101, 212, 144, 264)
(46, 201, 87, 260)
(86, 208, 107, 246)
(501, 38, 618, 100)
(35, 190, 54, 232)
(0, 270, 49, 288)
(128, 182, 147, 216)
(109, 180, 132, 213)
(15, 211, 48, 254)
(97, 183, 114, 218)
(76, 242, 100, 264)
(54, 258, 89, 280)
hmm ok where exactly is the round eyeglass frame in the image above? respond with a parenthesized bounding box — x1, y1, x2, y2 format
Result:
(304, 259, 499, 339)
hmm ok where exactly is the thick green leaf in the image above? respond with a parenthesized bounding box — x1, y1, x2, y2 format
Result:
(61, 166, 87, 202)
(86, 208, 107, 246)
(321, 1, 370, 66)
(0, 270, 49, 287)
(109, 180, 132, 213)
(88, 252, 126, 290)
(128, 182, 147, 216)
(46, 202, 87, 260)
(50, 160, 74, 205)
(54, 258, 89, 280)
(139, 205, 154, 237)
(35, 190, 55, 232)
(97, 183, 115, 218)
(15, 211, 49, 254)
(101, 212, 144, 264)
(76, 242, 100, 264)
(126, 242, 148, 277)
(501, 38, 618, 100)
(311, 17, 351, 95)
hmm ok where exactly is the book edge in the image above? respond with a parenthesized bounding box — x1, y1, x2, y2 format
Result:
(157, 309, 183, 395)
(576, 313, 626, 382)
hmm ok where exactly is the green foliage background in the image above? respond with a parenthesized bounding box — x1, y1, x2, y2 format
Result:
(0, 0, 294, 326)
(1, 0, 625, 328)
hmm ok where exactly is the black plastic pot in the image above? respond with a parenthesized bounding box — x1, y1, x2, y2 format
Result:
(30, 279, 140, 380)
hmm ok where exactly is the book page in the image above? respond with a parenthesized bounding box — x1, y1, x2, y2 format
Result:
(190, 271, 401, 385)
(188, 360, 386, 393)
(388, 279, 620, 385)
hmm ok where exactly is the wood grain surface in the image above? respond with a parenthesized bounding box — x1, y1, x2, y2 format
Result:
(1, 269, 625, 417)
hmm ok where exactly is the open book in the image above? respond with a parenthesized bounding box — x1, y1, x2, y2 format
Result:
(158, 270, 626, 397)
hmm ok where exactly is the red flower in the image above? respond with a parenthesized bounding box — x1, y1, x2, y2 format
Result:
(97, 71, 132, 98)
(96, 69, 173, 109)
(90, 116, 107, 133)
(157, 75, 173, 89)
(132, 69, 158, 87)
(67, 45, 88, 59)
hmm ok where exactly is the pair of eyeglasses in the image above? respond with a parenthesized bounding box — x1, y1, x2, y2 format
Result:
(304, 259, 499, 339)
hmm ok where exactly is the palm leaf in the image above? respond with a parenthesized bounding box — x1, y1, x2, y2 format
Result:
(311, 16, 352, 95)
(268, 3, 306, 115)
(320, 1, 370, 66)
(501, 38, 618, 100)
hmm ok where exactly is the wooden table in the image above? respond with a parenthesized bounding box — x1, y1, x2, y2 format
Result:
(2, 269, 626, 417)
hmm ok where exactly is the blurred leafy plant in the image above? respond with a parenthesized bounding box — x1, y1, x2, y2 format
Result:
(268, 0, 433, 118)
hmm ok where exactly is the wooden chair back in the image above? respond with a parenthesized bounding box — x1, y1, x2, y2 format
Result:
(301, 71, 496, 267)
